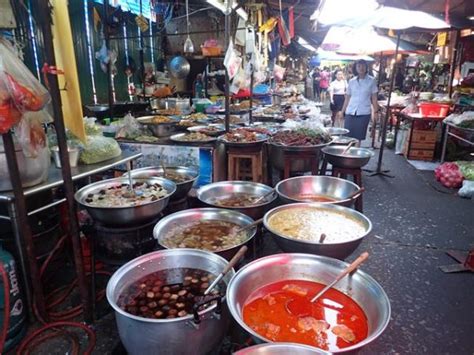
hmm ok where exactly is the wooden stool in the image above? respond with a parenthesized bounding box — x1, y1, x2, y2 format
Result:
(332, 166, 363, 212)
(227, 146, 264, 182)
(282, 150, 320, 180)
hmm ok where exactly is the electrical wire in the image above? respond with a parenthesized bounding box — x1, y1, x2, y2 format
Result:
(16, 231, 110, 354)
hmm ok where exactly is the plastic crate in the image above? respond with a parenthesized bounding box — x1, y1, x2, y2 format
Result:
(201, 46, 222, 56)
(419, 102, 450, 118)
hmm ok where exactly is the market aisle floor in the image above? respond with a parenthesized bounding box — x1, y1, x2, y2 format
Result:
(347, 149, 474, 354)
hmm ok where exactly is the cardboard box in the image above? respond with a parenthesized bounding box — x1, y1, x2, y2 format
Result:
(406, 149, 434, 161)
(410, 129, 437, 144)
(410, 142, 436, 150)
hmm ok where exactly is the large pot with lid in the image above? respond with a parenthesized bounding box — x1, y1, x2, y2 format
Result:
(0, 139, 50, 191)
(106, 249, 234, 355)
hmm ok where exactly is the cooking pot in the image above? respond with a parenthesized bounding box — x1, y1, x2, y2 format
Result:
(196, 181, 277, 220)
(153, 208, 257, 260)
(226, 253, 390, 354)
(106, 249, 235, 355)
(74, 177, 176, 226)
(263, 203, 372, 260)
(275, 176, 362, 207)
(235, 343, 330, 355)
(0, 140, 49, 191)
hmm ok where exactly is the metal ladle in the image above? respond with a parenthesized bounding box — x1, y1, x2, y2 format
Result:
(203, 245, 248, 295)
(286, 252, 369, 317)
(251, 189, 275, 205)
(341, 140, 356, 155)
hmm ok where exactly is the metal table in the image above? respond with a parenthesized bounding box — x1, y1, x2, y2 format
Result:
(0, 152, 142, 315)
(440, 121, 474, 163)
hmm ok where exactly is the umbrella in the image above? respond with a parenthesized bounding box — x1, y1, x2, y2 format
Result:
(311, 0, 449, 30)
(322, 26, 428, 55)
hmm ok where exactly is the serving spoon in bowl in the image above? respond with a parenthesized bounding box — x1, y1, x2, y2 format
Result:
(286, 251, 369, 317)
(251, 189, 275, 205)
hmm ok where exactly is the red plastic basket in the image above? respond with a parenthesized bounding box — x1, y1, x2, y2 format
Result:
(419, 102, 450, 118)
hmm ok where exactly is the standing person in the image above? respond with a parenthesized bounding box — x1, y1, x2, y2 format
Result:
(329, 70, 347, 127)
(312, 68, 321, 102)
(319, 67, 330, 102)
(340, 59, 379, 145)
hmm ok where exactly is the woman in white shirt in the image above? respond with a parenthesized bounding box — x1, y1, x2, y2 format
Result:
(340, 59, 379, 144)
(329, 70, 347, 127)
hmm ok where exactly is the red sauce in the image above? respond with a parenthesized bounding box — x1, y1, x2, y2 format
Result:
(242, 280, 368, 352)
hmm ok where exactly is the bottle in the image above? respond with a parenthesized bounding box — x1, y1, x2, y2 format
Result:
(194, 74, 204, 98)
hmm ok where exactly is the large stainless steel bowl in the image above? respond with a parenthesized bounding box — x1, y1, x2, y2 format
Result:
(275, 176, 362, 207)
(124, 166, 198, 200)
(269, 141, 332, 172)
(107, 249, 235, 355)
(75, 177, 176, 226)
(326, 127, 349, 136)
(263, 203, 372, 259)
(235, 343, 329, 355)
(196, 181, 276, 219)
(322, 146, 374, 169)
(227, 253, 390, 354)
(153, 208, 257, 260)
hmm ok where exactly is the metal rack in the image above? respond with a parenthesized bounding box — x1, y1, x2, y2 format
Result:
(440, 121, 474, 163)
(0, 148, 142, 320)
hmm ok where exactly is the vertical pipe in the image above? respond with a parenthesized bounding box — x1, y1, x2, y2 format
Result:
(448, 30, 460, 98)
(249, 63, 254, 125)
(103, 0, 114, 118)
(2, 133, 46, 320)
(36, 0, 93, 323)
(139, 0, 145, 85)
(224, 13, 230, 132)
(375, 33, 401, 174)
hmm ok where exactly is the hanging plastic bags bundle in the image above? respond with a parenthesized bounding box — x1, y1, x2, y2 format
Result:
(0, 39, 51, 134)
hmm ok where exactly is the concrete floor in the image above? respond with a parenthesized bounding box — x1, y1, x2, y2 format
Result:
(20, 146, 474, 354)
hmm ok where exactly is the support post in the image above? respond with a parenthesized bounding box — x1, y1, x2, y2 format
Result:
(224, 12, 230, 132)
(369, 33, 400, 178)
(103, 0, 114, 118)
(448, 30, 460, 98)
(37, 0, 93, 323)
(2, 132, 47, 320)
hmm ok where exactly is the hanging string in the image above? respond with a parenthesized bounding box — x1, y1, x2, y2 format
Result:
(186, 0, 190, 35)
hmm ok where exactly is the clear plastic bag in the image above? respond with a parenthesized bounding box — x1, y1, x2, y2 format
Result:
(115, 113, 142, 140)
(0, 39, 50, 114)
(80, 135, 122, 165)
(16, 112, 48, 158)
(458, 180, 474, 199)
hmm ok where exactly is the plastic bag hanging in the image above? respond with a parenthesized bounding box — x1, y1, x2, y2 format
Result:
(224, 39, 242, 80)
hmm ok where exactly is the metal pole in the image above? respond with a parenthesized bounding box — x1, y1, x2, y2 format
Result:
(448, 30, 460, 98)
(37, 0, 93, 323)
(370, 33, 401, 177)
(103, 0, 114, 118)
(224, 12, 230, 132)
(2, 133, 46, 320)
(249, 63, 254, 125)
(139, 0, 145, 85)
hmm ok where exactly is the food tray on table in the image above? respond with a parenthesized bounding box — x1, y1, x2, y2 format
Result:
(269, 129, 333, 152)
(169, 132, 216, 145)
(218, 129, 268, 147)
(187, 125, 225, 137)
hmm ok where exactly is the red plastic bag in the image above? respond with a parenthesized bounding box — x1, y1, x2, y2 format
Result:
(0, 39, 50, 115)
(435, 162, 464, 188)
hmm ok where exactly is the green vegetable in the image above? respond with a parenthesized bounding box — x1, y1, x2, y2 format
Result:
(456, 161, 474, 181)
(80, 136, 122, 164)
